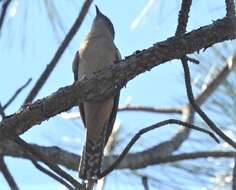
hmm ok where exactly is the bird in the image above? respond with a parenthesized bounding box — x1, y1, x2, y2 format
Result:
(72, 5, 121, 185)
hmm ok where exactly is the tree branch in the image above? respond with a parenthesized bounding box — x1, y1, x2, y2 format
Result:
(2, 141, 236, 171)
(0, 0, 11, 32)
(23, 0, 93, 105)
(0, 102, 5, 118)
(118, 105, 183, 114)
(141, 176, 149, 190)
(181, 58, 236, 148)
(14, 137, 82, 189)
(99, 119, 219, 178)
(3, 78, 32, 110)
(0, 155, 19, 190)
(30, 158, 74, 190)
(233, 158, 236, 190)
(225, 0, 235, 17)
(0, 16, 235, 139)
(175, 0, 192, 36)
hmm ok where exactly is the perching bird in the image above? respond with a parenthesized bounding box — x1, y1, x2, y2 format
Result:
(72, 5, 121, 183)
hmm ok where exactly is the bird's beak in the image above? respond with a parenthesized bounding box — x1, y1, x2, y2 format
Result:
(95, 5, 101, 15)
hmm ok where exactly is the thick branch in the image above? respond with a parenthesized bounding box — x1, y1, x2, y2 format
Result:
(2, 141, 236, 171)
(0, 16, 235, 139)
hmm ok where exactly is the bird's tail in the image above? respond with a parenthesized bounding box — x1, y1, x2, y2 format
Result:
(78, 130, 106, 181)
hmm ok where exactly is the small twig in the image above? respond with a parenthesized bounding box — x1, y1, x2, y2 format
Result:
(14, 141, 74, 189)
(99, 119, 219, 178)
(141, 176, 149, 190)
(186, 56, 199, 64)
(23, 0, 93, 105)
(225, 0, 235, 17)
(233, 158, 236, 190)
(118, 105, 183, 114)
(0, 102, 5, 118)
(14, 137, 82, 189)
(0, 0, 12, 32)
(3, 78, 32, 110)
(30, 159, 74, 190)
(0, 155, 19, 190)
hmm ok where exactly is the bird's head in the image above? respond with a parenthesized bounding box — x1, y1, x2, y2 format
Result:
(92, 5, 115, 39)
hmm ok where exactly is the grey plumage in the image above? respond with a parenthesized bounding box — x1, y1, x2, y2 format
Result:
(72, 6, 121, 183)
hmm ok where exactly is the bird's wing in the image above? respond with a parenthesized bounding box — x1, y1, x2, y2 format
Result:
(104, 47, 121, 145)
(72, 51, 86, 126)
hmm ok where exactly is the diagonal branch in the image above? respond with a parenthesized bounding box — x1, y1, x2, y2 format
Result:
(99, 119, 219, 178)
(3, 78, 32, 110)
(0, 16, 236, 139)
(23, 0, 93, 105)
(0, 155, 19, 190)
(14, 137, 82, 189)
(0, 0, 12, 32)
(29, 155, 74, 189)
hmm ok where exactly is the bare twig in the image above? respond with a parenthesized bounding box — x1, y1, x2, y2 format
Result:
(30, 159, 74, 190)
(225, 0, 235, 17)
(118, 105, 183, 114)
(0, 0, 11, 32)
(23, 0, 93, 105)
(233, 158, 236, 190)
(13, 140, 74, 189)
(99, 119, 219, 178)
(3, 78, 32, 110)
(186, 56, 199, 64)
(14, 137, 82, 189)
(0, 155, 19, 190)
(141, 176, 149, 190)
(0, 102, 5, 118)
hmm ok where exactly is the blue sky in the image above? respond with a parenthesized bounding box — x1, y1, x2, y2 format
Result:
(0, 0, 232, 189)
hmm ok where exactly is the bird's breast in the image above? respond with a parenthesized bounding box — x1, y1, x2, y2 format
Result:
(78, 37, 116, 79)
